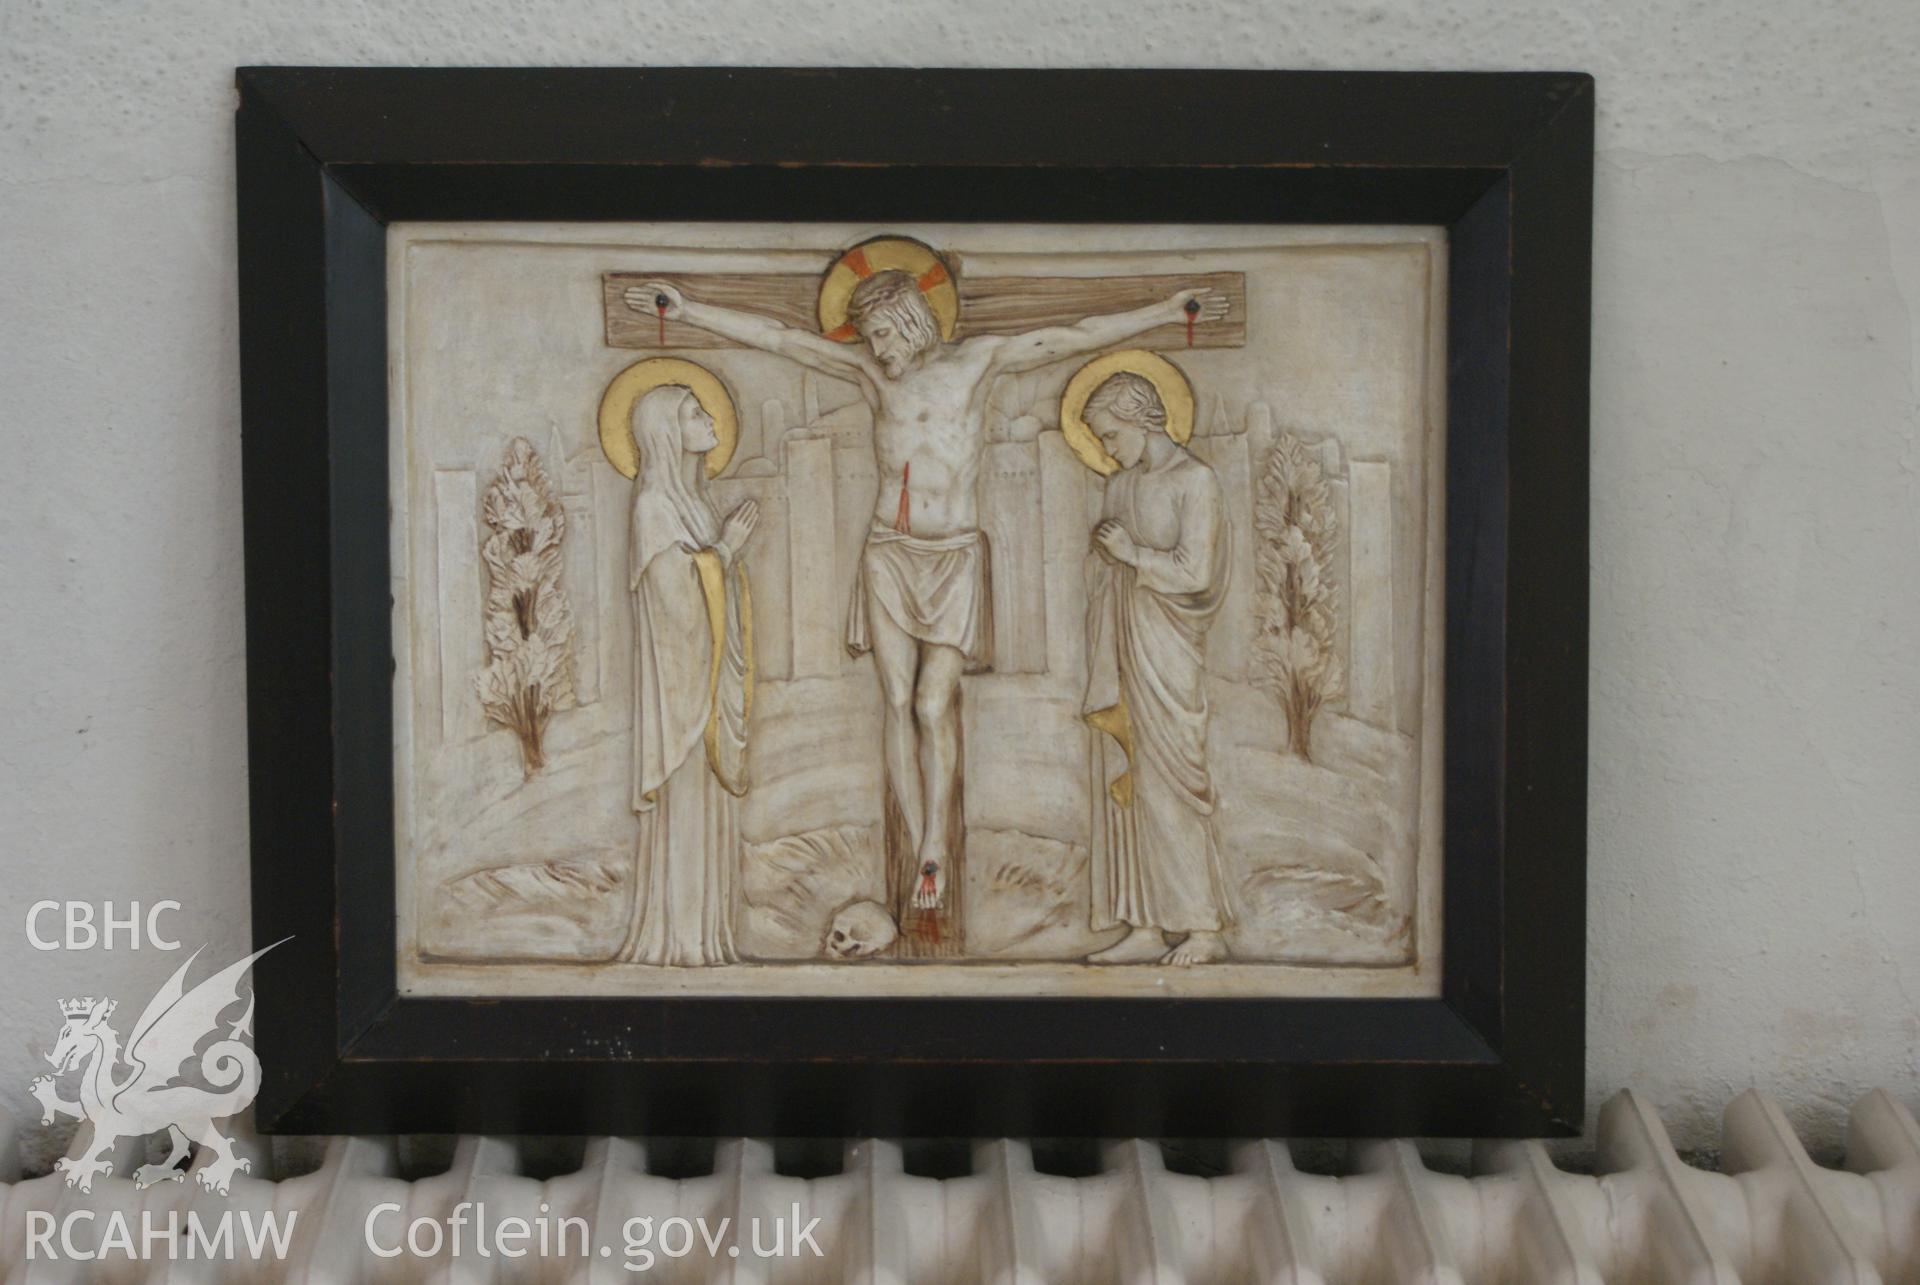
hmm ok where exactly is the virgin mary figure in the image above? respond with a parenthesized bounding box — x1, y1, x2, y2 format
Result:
(617, 382, 758, 966)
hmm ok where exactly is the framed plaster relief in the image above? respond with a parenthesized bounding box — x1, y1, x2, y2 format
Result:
(237, 67, 1593, 1137)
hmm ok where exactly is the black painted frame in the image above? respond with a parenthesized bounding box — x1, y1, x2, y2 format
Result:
(237, 67, 1591, 1137)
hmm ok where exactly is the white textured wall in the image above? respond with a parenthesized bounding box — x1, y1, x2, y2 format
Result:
(1, 2, 1915, 1159)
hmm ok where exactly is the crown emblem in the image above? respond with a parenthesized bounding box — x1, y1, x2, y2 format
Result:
(59, 997, 97, 1018)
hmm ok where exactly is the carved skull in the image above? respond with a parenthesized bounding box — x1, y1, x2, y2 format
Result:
(824, 900, 897, 960)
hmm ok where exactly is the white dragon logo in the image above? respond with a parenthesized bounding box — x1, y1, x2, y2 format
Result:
(29, 942, 281, 1194)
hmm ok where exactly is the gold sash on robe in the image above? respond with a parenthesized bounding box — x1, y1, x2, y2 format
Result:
(1085, 699, 1134, 808)
(691, 549, 753, 797)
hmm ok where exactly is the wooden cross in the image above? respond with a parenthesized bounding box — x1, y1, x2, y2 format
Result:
(599, 253, 1245, 958)
(603, 264, 1246, 352)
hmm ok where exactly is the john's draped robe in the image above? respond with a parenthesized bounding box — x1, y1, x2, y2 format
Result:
(1083, 451, 1233, 935)
(620, 485, 752, 966)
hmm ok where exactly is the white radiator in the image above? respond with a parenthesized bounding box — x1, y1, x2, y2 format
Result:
(1, 1088, 1915, 1282)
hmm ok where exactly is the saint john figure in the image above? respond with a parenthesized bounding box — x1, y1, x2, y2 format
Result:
(618, 383, 758, 966)
(1080, 371, 1235, 965)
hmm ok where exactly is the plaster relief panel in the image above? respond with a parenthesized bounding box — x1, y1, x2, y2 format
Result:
(392, 222, 1446, 1000)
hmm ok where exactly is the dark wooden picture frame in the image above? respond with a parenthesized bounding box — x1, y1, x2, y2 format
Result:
(237, 66, 1591, 1137)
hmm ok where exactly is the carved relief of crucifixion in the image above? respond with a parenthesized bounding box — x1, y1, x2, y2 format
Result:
(601, 240, 1245, 956)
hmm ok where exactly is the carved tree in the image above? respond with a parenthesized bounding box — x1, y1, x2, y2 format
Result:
(1252, 431, 1345, 762)
(475, 437, 576, 777)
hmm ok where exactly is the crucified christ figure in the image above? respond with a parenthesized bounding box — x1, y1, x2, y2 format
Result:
(627, 271, 1228, 910)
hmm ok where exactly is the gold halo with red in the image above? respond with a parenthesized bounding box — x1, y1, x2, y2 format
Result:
(816, 236, 960, 343)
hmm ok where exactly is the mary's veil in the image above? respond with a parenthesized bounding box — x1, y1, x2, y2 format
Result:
(629, 383, 721, 587)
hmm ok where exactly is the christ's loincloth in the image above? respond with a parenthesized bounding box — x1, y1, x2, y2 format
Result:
(846, 527, 994, 673)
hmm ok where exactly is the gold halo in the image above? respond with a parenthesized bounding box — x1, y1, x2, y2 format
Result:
(817, 236, 959, 343)
(597, 358, 738, 480)
(1060, 350, 1196, 476)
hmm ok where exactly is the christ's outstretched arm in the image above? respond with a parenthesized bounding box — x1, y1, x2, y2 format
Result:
(980, 287, 1230, 376)
(625, 282, 875, 383)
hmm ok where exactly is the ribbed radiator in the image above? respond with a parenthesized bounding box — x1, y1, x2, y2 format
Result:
(1, 1088, 1915, 1282)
